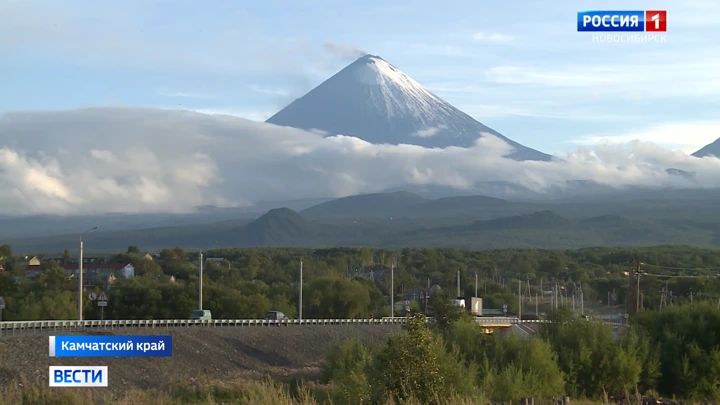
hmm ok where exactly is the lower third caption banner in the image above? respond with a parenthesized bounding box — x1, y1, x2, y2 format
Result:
(49, 335, 172, 357)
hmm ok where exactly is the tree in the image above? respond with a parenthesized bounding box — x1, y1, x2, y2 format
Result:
(428, 288, 462, 333)
(127, 245, 140, 254)
(540, 313, 642, 398)
(132, 258, 163, 277)
(369, 313, 478, 404)
(305, 278, 373, 318)
(0, 244, 12, 259)
(61, 249, 71, 264)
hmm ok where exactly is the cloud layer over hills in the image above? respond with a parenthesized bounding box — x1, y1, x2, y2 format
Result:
(1, 107, 719, 216)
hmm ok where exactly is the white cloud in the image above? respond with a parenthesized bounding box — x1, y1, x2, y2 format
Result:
(570, 121, 720, 154)
(413, 125, 447, 138)
(484, 59, 720, 99)
(472, 32, 513, 42)
(1, 107, 719, 216)
(412, 46, 720, 120)
(161, 107, 273, 122)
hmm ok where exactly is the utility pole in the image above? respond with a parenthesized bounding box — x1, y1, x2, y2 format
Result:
(518, 280, 522, 319)
(79, 238, 84, 320)
(457, 269, 461, 297)
(636, 261, 642, 313)
(299, 259, 303, 320)
(198, 250, 203, 310)
(390, 261, 395, 318)
(535, 293, 538, 316)
(660, 285, 666, 309)
(475, 272, 478, 297)
(78, 226, 98, 321)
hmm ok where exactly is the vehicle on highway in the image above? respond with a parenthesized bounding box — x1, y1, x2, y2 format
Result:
(190, 309, 212, 320)
(264, 311, 288, 321)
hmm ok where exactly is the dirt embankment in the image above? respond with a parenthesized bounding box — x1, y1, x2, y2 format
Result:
(0, 325, 401, 394)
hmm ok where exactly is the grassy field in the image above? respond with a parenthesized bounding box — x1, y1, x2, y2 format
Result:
(0, 376, 628, 405)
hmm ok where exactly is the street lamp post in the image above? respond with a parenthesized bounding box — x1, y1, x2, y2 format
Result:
(198, 241, 219, 312)
(78, 226, 99, 321)
(198, 250, 204, 311)
(390, 262, 394, 318)
(389, 254, 405, 318)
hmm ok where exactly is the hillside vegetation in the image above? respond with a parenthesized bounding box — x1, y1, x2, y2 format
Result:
(8, 190, 720, 252)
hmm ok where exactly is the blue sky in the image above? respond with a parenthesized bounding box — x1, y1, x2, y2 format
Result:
(2, 0, 719, 155)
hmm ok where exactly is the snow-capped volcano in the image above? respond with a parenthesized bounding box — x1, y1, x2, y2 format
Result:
(266, 54, 551, 161)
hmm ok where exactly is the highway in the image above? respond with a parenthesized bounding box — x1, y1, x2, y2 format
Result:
(0, 316, 623, 335)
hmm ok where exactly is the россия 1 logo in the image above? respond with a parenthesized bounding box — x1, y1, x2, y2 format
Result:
(577, 10, 667, 43)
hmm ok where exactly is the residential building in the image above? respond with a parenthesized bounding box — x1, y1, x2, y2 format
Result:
(26, 256, 41, 266)
(63, 263, 135, 280)
(22, 262, 135, 284)
(43, 255, 110, 265)
(131, 252, 154, 261)
(24, 265, 43, 279)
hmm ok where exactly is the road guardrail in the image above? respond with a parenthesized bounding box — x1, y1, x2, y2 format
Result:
(473, 317, 624, 327)
(0, 316, 623, 334)
(0, 317, 410, 333)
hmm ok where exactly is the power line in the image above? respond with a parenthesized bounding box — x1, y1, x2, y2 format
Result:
(640, 263, 720, 271)
(641, 272, 720, 279)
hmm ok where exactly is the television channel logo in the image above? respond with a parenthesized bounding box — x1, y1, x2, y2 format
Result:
(49, 366, 108, 387)
(577, 10, 667, 32)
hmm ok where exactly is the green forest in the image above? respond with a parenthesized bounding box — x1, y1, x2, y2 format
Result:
(1, 244, 720, 321)
(315, 302, 720, 404)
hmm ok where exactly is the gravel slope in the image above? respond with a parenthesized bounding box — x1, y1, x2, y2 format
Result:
(0, 325, 401, 394)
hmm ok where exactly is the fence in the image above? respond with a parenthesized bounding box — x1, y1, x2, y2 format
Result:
(0, 316, 622, 334)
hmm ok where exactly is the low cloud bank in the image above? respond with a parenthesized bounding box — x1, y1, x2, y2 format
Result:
(0, 107, 718, 215)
